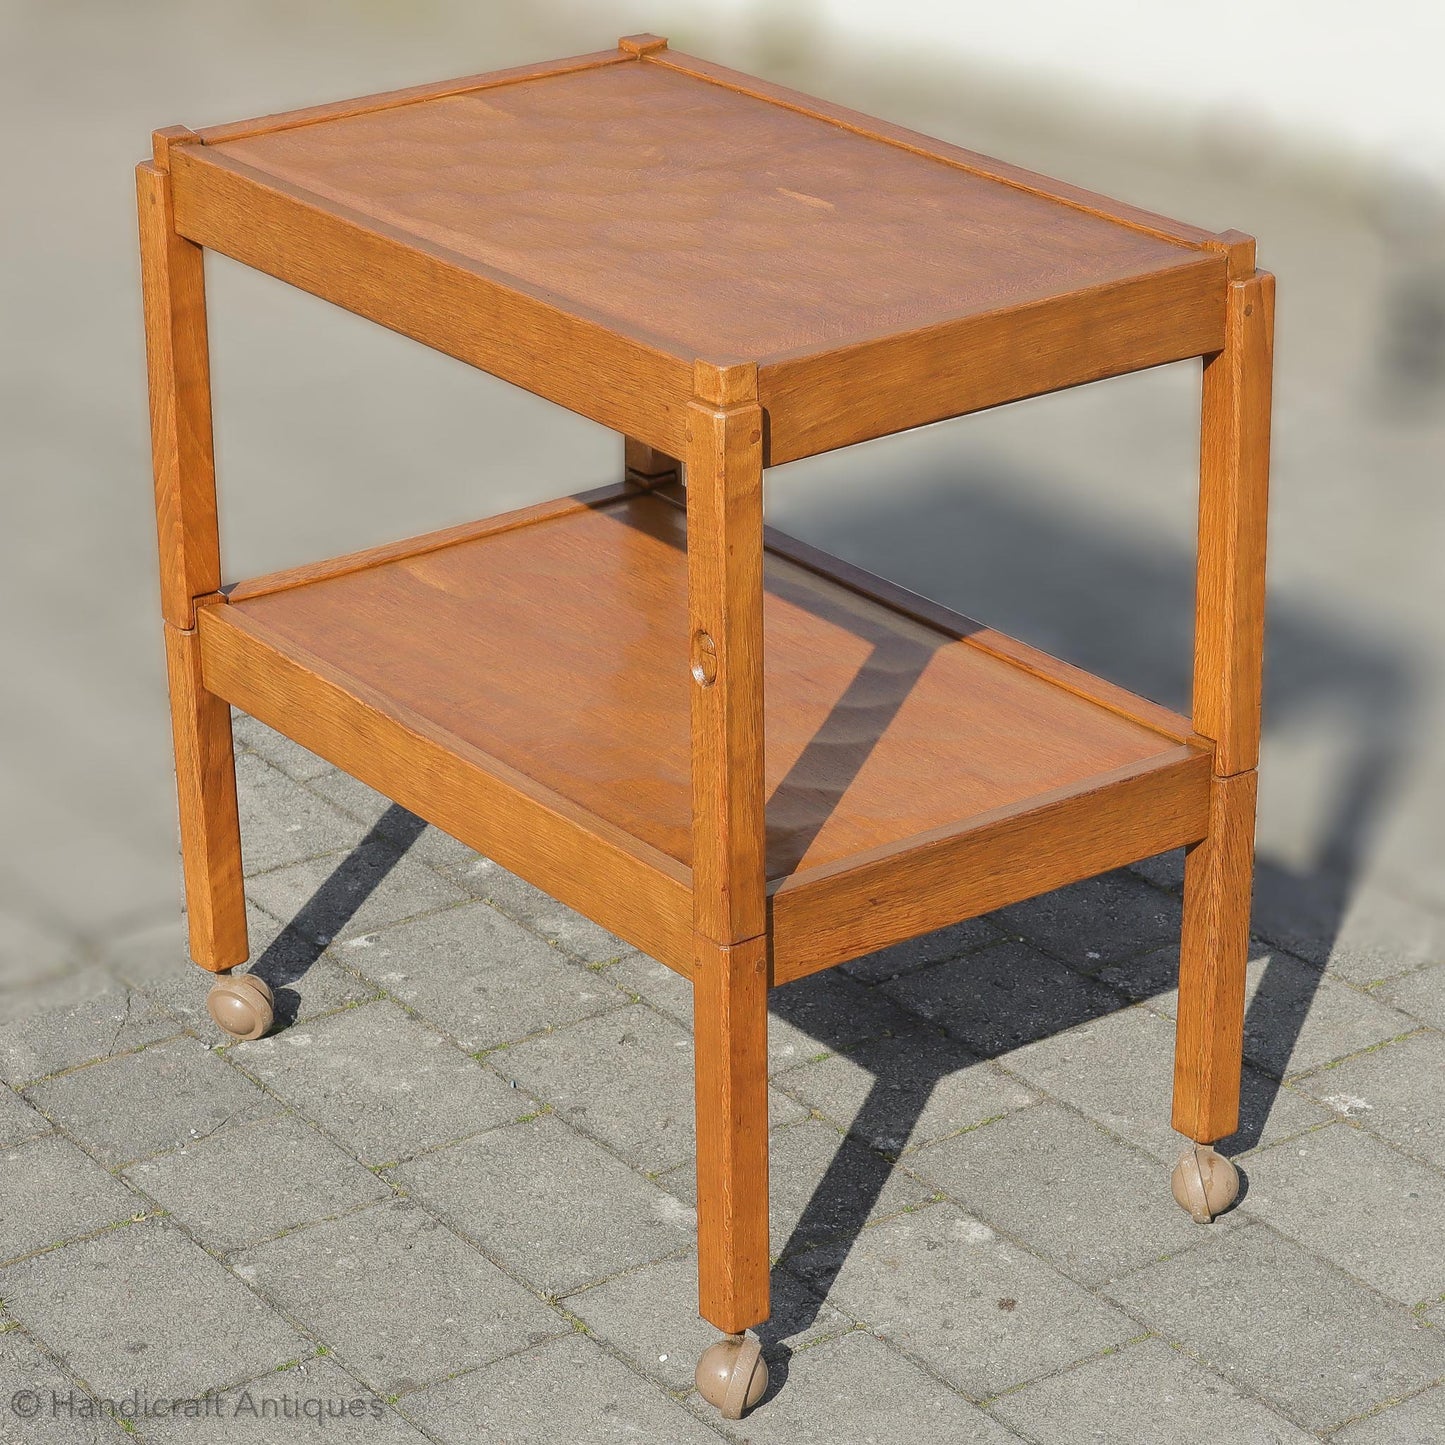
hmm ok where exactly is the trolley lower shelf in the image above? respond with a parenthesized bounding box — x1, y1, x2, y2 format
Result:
(199, 482, 1212, 982)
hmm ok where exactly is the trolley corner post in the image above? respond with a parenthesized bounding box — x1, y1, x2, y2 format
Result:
(685, 363, 772, 1411)
(1173, 265, 1275, 1175)
(137, 130, 249, 975)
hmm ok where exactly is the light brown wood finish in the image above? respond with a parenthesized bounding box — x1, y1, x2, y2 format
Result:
(686, 391, 767, 944)
(163, 620, 248, 972)
(140, 151, 247, 972)
(1174, 263, 1272, 1145)
(137, 158, 221, 629)
(1171, 770, 1258, 1142)
(693, 933, 770, 1332)
(167, 146, 696, 460)
(623, 437, 681, 487)
(773, 749, 1211, 982)
(644, 47, 1224, 251)
(1192, 271, 1275, 776)
(163, 54, 1231, 466)
(226, 480, 641, 604)
(760, 261, 1225, 463)
(207, 489, 1206, 980)
(198, 601, 694, 973)
(144, 39, 1272, 1360)
(196, 48, 630, 146)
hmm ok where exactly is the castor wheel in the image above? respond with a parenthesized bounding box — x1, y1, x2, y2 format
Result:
(206, 973, 274, 1041)
(695, 1333, 767, 1419)
(1172, 1143, 1239, 1223)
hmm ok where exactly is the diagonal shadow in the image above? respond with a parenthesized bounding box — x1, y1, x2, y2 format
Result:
(249, 803, 426, 1027)
(763, 568, 948, 876)
(750, 463, 1418, 1342)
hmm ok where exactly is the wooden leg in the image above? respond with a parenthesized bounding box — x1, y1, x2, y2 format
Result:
(624, 435, 680, 487)
(684, 370, 770, 1347)
(693, 933, 770, 1333)
(1174, 265, 1272, 1156)
(140, 143, 247, 974)
(164, 623, 249, 972)
(1172, 769, 1257, 1142)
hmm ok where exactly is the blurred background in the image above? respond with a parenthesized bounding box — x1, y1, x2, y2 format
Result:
(2, 0, 1443, 1000)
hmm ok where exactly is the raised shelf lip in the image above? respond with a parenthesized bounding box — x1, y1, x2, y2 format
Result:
(644, 47, 1227, 256)
(191, 48, 634, 147)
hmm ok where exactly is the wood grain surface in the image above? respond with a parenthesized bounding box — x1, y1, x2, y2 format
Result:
(220, 491, 1196, 885)
(1172, 769, 1259, 1142)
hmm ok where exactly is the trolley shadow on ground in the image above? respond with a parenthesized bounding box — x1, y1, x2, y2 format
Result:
(243, 470, 1418, 1388)
(752, 470, 1418, 1360)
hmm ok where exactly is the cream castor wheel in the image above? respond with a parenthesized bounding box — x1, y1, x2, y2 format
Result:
(1172, 1143, 1239, 1222)
(206, 973, 274, 1041)
(695, 1333, 767, 1419)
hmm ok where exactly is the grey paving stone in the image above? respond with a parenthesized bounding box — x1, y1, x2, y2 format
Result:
(910, 1102, 1237, 1284)
(1127, 848, 1185, 892)
(110, 909, 379, 1036)
(452, 856, 633, 964)
(501, 1005, 805, 1174)
(881, 940, 1128, 1058)
(244, 845, 466, 948)
(839, 916, 1006, 984)
(0, 964, 178, 1086)
(1251, 867, 1445, 984)
(231, 1001, 527, 1165)
(1002, 1006, 1331, 1162)
(1378, 961, 1445, 1030)
(396, 1115, 694, 1295)
(1297, 1030, 1445, 1167)
(231, 710, 334, 782)
(338, 901, 627, 1051)
(1097, 940, 1198, 1003)
(786, 1202, 1137, 1398)
(0, 1329, 130, 1444)
(1241, 1123, 1445, 1306)
(235, 1200, 563, 1393)
(607, 951, 693, 1024)
(1331, 1384, 1445, 1445)
(0, 1218, 306, 1396)
(26, 1036, 278, 1167)
(1107, 1223, 1445, 1431)
(565, 1253, 850, 1393)
(142, 1357, 426, 1444)
(401, 1330, 722, 1444)
(660, 1117, 932, 1260)
(991, 1337, 1315, 1444)
(0, 1135, 140, 1262)
(0, 1080, 51, 1145)
(772, 1028, 1037, 1156)
(235, 750, 360, 875)
(304, 770, 482, 875)
(766, 969, 917, 1073)
(996, 868, 1182, 969)
(124, 1114, 392, 1252)
(736, 1329, 1021, 1444)
(1313, 885, 1445, 985)
(1147, 949, 1418, 1078)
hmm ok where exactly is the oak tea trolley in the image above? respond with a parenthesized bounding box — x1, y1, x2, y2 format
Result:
(139, 33, 1273, 1421)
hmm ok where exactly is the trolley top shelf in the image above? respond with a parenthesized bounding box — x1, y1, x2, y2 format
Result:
(151, 35, 1248, 464)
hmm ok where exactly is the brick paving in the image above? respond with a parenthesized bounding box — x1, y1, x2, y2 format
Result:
(4, 6, 1445, 1441)
(1, 722, 1441, 1443)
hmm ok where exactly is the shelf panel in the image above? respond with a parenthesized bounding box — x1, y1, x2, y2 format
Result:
(202, 488, 1211, 978)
